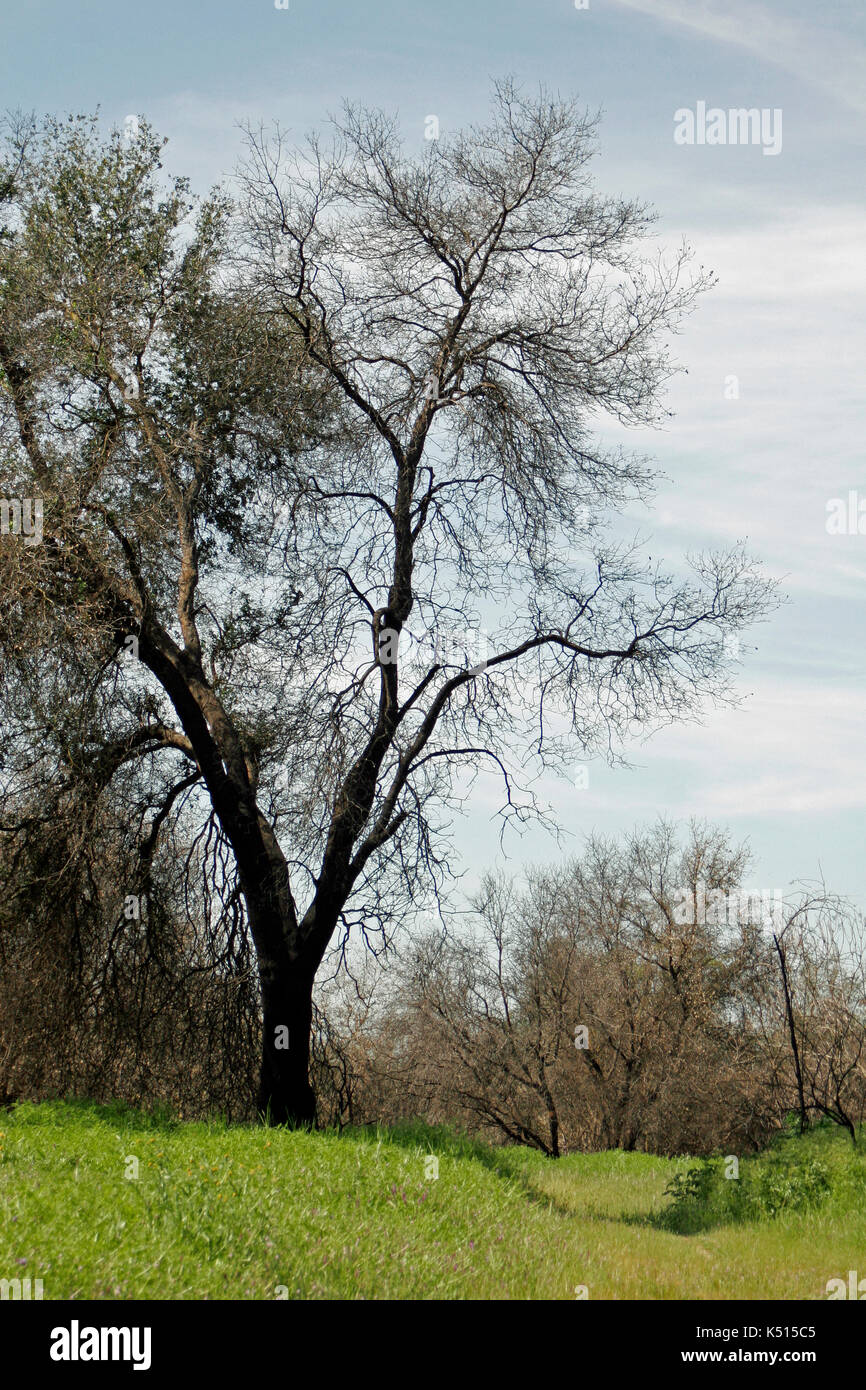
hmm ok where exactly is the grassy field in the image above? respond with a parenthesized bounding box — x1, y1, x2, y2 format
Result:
(0, 1100, 864, 1300)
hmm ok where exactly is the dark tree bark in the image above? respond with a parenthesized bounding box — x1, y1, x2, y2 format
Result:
(773, 933, 808, 1135)
(257, 956, 317, 1125)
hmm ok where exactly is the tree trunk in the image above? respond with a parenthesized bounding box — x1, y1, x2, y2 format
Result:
(230, 844, 320, 1128)
(242, 882, 321, 1128)
(246, 883, 342, 1128)
(541, 1078, 560, 1158)
(257, 960, 316, 1126)
(773, 934, 808, 1135)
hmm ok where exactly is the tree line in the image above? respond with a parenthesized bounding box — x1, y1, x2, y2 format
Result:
(3, 812, 863, 1155)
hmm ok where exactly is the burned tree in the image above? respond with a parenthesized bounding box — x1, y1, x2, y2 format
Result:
(0, 87, 774, 1123)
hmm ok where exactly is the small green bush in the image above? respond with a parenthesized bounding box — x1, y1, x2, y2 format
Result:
(663, 1163, 717, 1207)
(754, 1156, 831, 1217)
(662, 1152, 833, 1230)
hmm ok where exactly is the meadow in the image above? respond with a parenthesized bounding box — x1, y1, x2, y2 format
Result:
(1, 1101, 863, 1300)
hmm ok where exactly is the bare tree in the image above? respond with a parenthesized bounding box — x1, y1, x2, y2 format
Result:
(399, 822, 784, 1156)
(0, 87, 774, 1124)
(772, 898, 866, 1144)
(401, 871, 580, 1155)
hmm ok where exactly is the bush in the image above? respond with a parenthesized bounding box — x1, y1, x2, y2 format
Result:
(662, 1151, 832, 1230)
(754, 1156, 831, 1217)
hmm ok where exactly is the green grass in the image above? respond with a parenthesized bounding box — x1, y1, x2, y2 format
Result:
(1, 1100, 864, 1299)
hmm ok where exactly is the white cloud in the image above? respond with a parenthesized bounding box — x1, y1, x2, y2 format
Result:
(609, 0, 866, 115)
(590, 202, 866, 601)
(669, 683, 866, 816)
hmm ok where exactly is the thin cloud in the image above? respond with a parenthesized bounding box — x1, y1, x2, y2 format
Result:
(609, 0, 866, 115)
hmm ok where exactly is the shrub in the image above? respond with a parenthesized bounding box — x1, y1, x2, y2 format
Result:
(662, 1151, 832, 1230)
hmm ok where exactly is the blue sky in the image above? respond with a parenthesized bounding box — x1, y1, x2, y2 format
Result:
(4, 0, 865, 907)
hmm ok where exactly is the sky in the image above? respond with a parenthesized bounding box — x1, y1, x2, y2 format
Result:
(3, 0, 864, 909)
